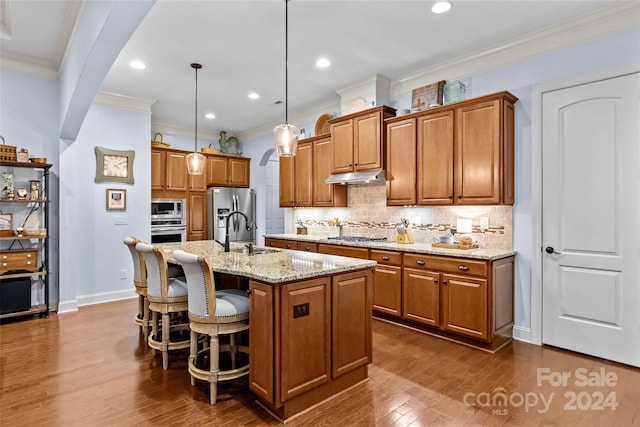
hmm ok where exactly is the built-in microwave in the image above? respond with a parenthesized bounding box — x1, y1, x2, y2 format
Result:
(151, 198, 186, 224)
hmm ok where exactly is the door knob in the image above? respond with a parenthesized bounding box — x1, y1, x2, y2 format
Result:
(545, 246, 561, 254)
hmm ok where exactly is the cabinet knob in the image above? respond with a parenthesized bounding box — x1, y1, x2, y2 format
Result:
(433, 277, 438, 283)
(457, 195, 462, 198)
(27, 261, 32, 265)
(285, 244, 291, 249)
(381, 256, 389, 261)
(416, 260, 425, 265)
(442, 280, 448, 285)
(2, 255, 6, 259)
(2, 263, 6, 267)
(458, 265, 469, 271)
(304, 246, 311, 251)
(269, 242, 274, 246)
(26, 254, 32, 258)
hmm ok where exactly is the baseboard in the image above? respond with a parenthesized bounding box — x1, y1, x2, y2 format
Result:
(58, 289, 136, 314)
(512, 325, 533, 343)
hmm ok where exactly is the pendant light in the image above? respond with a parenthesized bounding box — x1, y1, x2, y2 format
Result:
(273, 0, 300, 157)
(186, 63, 205, 175)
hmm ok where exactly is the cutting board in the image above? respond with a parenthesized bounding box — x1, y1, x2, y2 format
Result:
(432, 243, 479, 250)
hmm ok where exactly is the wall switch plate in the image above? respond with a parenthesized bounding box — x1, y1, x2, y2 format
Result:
(414, 216, 422, 227)
(480, 217, 489, 230)
(113, 215, 127, 225)
(120, 269, 127, 279)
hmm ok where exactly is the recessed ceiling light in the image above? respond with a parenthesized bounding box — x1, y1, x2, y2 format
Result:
(129, 60, 146, 70)
(316, 57, 331, 68)
(205, 113, 215, 119)
(248, 92, 260, 100)
(431, 1, 452, 14)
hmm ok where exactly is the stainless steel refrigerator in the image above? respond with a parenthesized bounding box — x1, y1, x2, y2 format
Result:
(207, 187, 256, 244)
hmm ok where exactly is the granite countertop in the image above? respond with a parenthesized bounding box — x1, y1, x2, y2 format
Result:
(264, 234, 516, 261)
(157, 240, 376, 284)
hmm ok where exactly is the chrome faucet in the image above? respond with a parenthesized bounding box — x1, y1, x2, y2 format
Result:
(223, 210, 254, 252)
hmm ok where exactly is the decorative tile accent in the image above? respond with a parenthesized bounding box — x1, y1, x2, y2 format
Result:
(290, 185, 512, 250)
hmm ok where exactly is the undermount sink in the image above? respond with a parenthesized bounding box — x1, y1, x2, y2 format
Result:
(229, 247, 277, 256)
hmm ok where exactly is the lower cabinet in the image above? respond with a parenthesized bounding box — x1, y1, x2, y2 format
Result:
(248, 268, 372, 418)
(402, 253, 513, 344)
(370, 249, 402, 317)
(264, 237, 295, 249)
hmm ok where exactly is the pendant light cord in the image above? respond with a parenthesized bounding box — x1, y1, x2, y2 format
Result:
(285, 0, 289, 124)
(191, 63, 202, 152)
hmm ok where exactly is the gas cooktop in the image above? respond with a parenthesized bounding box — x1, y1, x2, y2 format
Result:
(326, 236, 388, 243)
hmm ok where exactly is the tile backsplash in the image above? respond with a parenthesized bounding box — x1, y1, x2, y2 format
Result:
(289, 185, 512, 250)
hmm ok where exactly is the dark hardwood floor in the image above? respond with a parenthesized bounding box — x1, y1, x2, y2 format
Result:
(1, 299, 638, 426)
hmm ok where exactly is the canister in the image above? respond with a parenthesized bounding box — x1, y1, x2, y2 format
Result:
(17, 148, 29, 162)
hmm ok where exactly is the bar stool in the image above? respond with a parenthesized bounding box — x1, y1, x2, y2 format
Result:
(123, 237, 151, 340)
(136, 242, 190, 369)
(173, 249, 250, 404)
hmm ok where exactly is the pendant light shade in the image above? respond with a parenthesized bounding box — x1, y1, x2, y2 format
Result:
(187, 63, 205, 175)
(274, 0, 299, 157)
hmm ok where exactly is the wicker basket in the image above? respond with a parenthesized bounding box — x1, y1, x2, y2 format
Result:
(201, 147, 220, 154)
(0, 136, 16, 161)
(151, 133, 170, 149)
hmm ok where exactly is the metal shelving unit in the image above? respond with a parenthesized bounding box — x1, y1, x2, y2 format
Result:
(0, 160, 51, 320)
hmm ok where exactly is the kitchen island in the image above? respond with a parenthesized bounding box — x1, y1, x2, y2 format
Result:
(159, 240, 376, 421)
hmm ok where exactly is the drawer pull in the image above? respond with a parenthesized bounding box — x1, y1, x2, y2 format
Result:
(27, 261, 32, 265)
(416, 260, 425, 265)
(304, 246, 311, 251)
(285, 244, 291, 249)
(2, 255, 6, 259)
(458, 265, 469, 271)
(2, 263, 6, 267)
(269, 242, 274, 246)
(27, 254, 32, 258)
(381, 256, 389, 261)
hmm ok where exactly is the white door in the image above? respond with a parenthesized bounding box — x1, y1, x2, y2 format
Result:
(542, 72, 640, 367)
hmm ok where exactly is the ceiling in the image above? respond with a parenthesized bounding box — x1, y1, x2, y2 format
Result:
(1, 0, 635, 141)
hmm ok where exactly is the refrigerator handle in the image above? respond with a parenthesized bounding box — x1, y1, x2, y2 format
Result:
(232, 194, 238, 232)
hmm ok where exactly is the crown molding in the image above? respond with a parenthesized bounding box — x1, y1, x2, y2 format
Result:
(151, 121, 217, 142)
(237, 98, 341, 142)
(0, 52, 59, 79)
(93, 90, 156, 113)
(390, 1, 640, 97)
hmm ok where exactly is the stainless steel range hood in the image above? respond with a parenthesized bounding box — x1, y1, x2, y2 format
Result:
(324, 169, 386, 185)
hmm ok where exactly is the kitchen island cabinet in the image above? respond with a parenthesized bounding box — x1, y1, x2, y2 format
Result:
(160, 240, 374, 421)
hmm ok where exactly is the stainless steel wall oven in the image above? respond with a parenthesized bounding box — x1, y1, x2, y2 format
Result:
(151, 199, 186, 243)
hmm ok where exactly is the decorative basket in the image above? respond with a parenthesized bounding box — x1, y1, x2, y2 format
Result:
(23, 228, 47, 238)
(151, 133, 170, 149)
(0, 136, 16, 161)
(201, 147, 220, 154)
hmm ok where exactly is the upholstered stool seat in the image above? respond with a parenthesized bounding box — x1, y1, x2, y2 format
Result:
(123, 237, 152, 340)
(136, 242, 190, 369)
(173, 249, 250, 404)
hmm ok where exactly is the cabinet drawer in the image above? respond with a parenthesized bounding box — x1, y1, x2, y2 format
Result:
(403, 253, 487, 277)
(0, 249, 39, 274)
(265, 238, 295, 250)
(317, 244, 369, 259)
(297, 241, 318, 252)
(369, 249, 401, 266)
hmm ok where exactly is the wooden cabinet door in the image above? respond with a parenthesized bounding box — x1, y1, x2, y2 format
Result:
(249, 280, 274, 404)
(455, 100, 501, 204)
(188, 163, 207, 191)
(332, 270, 372, 378)
(294, 142, 313, 207)
(279, 156, 295, 207)
(402, 268, 440, 327)
(353, 111, 382, 171)
(330, 119, 354, 173)
(151, 149, 166, 190)
(417, 110, 454, 205)
(229, 157, 250, 187)
(313, 137, 336, 206)
(165, 152, 188, 191)
(386, 118, 416, 206)
(281, 278, 330, 402)
(187, 192, 206, 241)
(441, 273, 488, 341)
(207, 156, 229, 186)
(373, 264, 402, 317)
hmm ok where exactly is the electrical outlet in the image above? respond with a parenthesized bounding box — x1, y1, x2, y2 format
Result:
(414, 216, 422, 226)
(120, 269, 127, 280)
(480, 217, 489, 230)
(113, 215, 127, 225)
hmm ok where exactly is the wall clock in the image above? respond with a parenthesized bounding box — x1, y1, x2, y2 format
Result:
(94, 147, 135, 184)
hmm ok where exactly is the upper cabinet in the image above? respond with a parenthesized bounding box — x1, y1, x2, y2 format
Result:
(385, 91, 517, 206)
(151, 148, 189, 193)
(207, 155, 250, 188)
(329, 106, 396, 174)
(279, 135, 347, 208)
